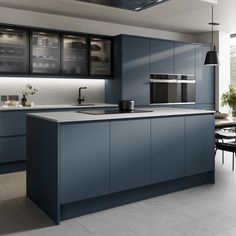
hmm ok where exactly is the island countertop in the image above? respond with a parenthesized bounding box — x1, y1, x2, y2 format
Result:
(27, 107, 215, 123)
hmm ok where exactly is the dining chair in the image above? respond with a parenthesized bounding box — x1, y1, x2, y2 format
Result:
(215, 130, 236, 171)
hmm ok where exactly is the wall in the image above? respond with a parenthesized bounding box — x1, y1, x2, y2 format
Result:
(0, 7, 195, 42)
(0, 78, 105, 105)
(0, 6, 195, 105)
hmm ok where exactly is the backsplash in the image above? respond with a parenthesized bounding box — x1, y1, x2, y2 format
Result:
(0, 77, 105, 105)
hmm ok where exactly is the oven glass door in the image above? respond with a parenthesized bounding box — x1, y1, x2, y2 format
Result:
(150, 82, 174, 104)
(175, 82, 195, 103)
(150, 81, 195, 104)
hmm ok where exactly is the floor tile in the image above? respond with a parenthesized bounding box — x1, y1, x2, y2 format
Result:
(0, 152, 236, 236)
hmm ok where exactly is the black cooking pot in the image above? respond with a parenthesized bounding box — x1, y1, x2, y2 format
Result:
(118, 100, 134, 112)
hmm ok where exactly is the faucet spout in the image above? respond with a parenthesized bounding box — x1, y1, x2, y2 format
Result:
(78, 87, 87, 105)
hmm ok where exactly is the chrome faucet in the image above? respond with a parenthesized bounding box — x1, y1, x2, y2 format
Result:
(78, 87, 87, 105)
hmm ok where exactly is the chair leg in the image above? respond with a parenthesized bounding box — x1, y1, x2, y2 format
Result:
(222, 151, 224, 164)
(214, 148, 217, 156)
(233, 153, 235, 171)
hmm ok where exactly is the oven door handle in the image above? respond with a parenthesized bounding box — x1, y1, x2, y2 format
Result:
(177, 80, 196, 83)
(150, 79, 178, 83)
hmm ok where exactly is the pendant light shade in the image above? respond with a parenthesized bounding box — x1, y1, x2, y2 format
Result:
(204, 46, 220, 66)
(204, 5, 220, 66)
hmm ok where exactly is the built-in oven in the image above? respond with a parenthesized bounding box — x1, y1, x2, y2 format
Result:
(150, 74, 196, 105)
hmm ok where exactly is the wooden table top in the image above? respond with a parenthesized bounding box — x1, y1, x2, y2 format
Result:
(215, 117, 236, 128)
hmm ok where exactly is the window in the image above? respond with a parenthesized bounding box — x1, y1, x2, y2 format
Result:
(230, 36, 236, 87)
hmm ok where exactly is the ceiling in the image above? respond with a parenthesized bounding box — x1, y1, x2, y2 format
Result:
(0, 0, 235, 34)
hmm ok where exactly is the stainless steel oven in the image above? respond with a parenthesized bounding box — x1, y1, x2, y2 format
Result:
(150, 74, 196, 105)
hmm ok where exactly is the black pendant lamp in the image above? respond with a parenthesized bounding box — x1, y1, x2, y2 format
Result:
(204, 5, 220, 66)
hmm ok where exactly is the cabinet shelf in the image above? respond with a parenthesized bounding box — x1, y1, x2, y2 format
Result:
(33, 45, 58, 49)
(0, 55, 26, 59)
(33, 57, 58, 61)
(0, 43, 27, 47)
(64, 48, 86, 51)
(64, 59, 85, 62)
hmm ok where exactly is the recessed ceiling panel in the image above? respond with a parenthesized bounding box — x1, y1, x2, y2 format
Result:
(75, 0, 170, 11)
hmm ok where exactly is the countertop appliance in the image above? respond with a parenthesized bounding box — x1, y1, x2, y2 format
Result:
(150, 73, 196, 105)
(118, 100, 134, 112)
(79, 109, 153, 115)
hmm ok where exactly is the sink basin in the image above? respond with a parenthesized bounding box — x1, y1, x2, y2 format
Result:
(72, 104, 95, 106)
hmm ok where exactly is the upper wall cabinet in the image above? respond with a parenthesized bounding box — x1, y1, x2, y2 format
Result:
(196, 45, 214, 104)
(174, 42, 195, 75)
(89, 37, 112, 77)
(62, 34, 88, 76)
(0, 27, 29, 75)
(150, 39, 174, 74)
(31, 30, 61, 75)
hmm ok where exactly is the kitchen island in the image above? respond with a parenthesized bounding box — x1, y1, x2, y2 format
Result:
(27, 108, 215, 224)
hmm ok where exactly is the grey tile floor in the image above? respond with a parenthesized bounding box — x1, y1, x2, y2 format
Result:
(1, 151, 236, 236)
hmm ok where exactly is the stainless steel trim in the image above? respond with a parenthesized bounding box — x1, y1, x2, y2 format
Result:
(150, 73, 195, 77)
(150, 79, 177, 83)
(150, 102, 196, 105)
(150, 79, 195, 83)
(177, 80, 195, 83)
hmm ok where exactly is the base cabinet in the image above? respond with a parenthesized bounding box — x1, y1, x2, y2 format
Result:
(151, 117, 185, 183)
(185, 115, 215, 176)
(60, 122, 110, 204)
(110, 120, 150, 192)
(0, 136, 26, 163)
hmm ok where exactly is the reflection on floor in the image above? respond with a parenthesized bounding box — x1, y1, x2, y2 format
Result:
(1, 151, 236, 236)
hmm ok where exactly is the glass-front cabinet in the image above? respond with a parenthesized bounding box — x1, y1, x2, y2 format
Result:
(62, 34, 87, 76)
(0, 24, 113, 78)
(0, 27, 29, 74)
(90, 37, 112, 77)
(31, 31, 60, 75)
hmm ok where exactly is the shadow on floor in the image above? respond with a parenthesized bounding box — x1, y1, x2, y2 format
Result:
(0, 196, 54, 235)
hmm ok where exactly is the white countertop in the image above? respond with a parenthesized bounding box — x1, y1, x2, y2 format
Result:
(0, 103, 117, 111)
(28, 107, 215, 123)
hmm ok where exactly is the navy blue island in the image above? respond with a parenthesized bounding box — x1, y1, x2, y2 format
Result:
(27, 108, 215, 224)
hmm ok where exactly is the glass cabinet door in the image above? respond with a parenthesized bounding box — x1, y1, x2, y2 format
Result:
(31, 31, 60, 75)
(0, 27, 29, 74)
(90, 37, 112, 76)
(62, 34, 87, 76)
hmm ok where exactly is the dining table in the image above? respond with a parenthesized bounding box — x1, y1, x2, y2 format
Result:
(215, 116, 236, 129)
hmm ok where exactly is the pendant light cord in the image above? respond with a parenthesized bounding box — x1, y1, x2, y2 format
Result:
(211, 5, 214, 49)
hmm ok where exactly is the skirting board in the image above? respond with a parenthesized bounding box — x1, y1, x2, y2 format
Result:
(0, 161, 26, 175)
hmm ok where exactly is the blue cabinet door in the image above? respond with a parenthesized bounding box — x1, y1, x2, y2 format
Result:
(196, 45, 214, 104)
(110, 119, 150, 193)
(195, 103, 215, 110)
(185, 115, 215, 176)
(174, 43, 195, 75)
(60, 122, 109, 204)
(151, 117, 185, 183)
(0, 136, 26, 163)
(150, 39, 174, 74)
(174, 104, 195, 109)
(122, 36, 150, 105)
(0, 111, 27, 136)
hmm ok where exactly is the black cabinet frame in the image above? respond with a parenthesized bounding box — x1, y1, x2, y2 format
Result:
(61, 32, 89, 78)
(0, 25, 30, 76)
(30, 29, 61, 76)
(0, 23, 113, 79)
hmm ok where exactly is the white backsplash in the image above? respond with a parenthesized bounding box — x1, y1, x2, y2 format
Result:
(0, 77, 105, 105)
